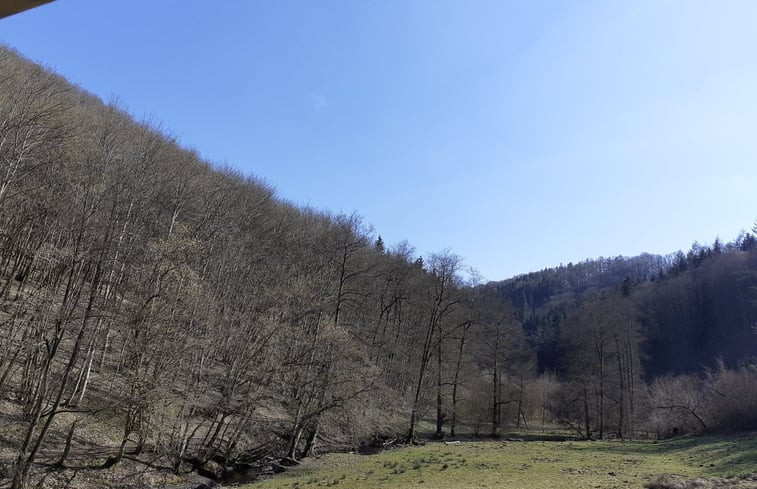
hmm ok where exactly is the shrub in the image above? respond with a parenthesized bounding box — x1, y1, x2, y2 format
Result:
(646, 474, 711, 489)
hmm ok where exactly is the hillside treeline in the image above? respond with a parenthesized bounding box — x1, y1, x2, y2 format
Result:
(496, 242, 757, 377)
(2, 45, 757, 489)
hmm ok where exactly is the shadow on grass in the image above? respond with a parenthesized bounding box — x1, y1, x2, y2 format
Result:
(559, 432, 757, 476)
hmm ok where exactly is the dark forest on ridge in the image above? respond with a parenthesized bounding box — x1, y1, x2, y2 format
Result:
(1, 45, 757, 489)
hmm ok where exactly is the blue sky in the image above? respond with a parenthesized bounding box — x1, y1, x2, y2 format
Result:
(2, 1, 757, 280)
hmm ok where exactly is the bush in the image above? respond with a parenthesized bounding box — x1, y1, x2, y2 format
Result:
(646, 474, 711, 489)
(647, 365, 757, 434)
(707, 366, 757, 432)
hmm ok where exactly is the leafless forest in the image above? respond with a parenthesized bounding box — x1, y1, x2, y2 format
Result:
(1, 46, 756, 489)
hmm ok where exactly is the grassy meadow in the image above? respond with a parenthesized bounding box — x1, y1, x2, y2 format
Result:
(247, 433, 757, 489)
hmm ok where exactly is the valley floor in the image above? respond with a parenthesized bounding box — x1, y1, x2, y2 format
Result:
(247, 433, 757, 489)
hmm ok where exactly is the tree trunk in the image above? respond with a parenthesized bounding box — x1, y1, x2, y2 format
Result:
(615, 336, 625, 438)
(434, 337, 444, 439)
(450, 330, 467, 437)
(303, 422, 319, 458)
(583, 385, 591, 440)
(54, 420, 77, 468)
(491, 368, 499, 437)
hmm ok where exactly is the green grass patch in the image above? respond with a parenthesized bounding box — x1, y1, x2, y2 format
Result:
(247, 433, 757, 489)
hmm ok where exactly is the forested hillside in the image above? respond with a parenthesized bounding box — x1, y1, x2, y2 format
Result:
(1, 45, 757, 489)
(0, 45, 529, 489)
(493, 238, 757, 377)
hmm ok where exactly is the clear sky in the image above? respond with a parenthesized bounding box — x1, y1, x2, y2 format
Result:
(2, 1, 757, 281)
